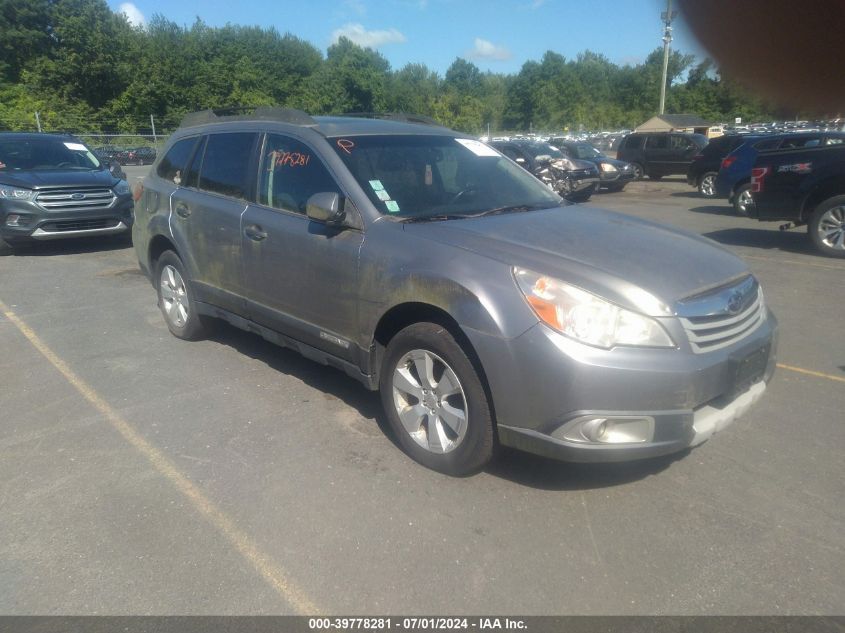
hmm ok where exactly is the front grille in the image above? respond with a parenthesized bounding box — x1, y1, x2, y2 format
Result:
(36, 188, 116, 210)
(40, 218, 120, 232)
(680, 287, 765, 353)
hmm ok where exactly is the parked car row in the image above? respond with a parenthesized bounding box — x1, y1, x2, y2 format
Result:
(93, 145, 157, 165)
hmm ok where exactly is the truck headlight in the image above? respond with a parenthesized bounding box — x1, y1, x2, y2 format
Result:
(513, 268, 675, 349)
(0, 187, 35, 200)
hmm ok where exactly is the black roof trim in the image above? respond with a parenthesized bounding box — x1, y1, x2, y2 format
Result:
(335, 112, 444, 128)
(179, 106, 318, 129)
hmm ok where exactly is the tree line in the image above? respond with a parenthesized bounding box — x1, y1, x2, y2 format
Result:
(0, 0, 782, 136)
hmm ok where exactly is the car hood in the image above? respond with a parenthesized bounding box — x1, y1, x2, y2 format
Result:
(402, 205, 749, 316)
(0, 169, 118, 189)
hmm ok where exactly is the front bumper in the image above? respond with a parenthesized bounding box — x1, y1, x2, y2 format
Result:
(466, 311, 778, 463)
(600, 169, 635, 185)
(0, 196, 134, 242)
(570, 173, 601, 192)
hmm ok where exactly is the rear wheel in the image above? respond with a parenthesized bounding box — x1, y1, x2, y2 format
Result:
(809, 195, 845, 258)
(698, 172, 718, 197)
(155, 250, 213, 340)
(379, 323, 495, 476)
(733, 183, 754, 217)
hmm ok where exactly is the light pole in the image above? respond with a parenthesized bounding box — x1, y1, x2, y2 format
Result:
(658, 0, 678, 115)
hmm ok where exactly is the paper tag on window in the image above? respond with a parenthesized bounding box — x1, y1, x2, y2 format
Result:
(455, 138, 500, 157)
(425, 164, 432, 186)
(376, 190, 391, 201)
(385, 200, 400, 213)
(369, 179, 385, 191)
(63, 142, 87, 151)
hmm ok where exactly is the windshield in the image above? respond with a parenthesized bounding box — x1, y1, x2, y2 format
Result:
(0, 138, 102, 171)
(330, 135, 562, 219)
(569, 143, 603, 159)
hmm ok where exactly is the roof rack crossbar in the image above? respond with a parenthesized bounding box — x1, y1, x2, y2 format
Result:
(180, 106, 318, 129)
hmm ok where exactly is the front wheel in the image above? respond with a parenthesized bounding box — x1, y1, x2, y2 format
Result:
(379, 323, 495, 476)
(630, 163, 644, 180)
(698, 172, 718, 197)
(809, 195, 845, 258)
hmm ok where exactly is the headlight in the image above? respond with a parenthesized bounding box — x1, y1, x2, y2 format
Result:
(513, 268, 675, 349)
(599, 162, 618, 173)
(0, 187, 35, 200)
(114, 180, 131, 195)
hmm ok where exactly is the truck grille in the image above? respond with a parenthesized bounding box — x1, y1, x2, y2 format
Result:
(36, 188, 116, 210)
(679, 286, 765, 353)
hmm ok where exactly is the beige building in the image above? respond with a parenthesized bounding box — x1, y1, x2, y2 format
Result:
(635, 114, 721, 138)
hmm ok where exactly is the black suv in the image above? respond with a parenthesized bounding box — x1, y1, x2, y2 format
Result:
(686, 134, 747, 197)
(0, 133, 134, 250)
(617, 132, 708, 180)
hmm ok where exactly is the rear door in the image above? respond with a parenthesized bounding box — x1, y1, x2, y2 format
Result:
(643, 134, 670, 174)
(667, 135, 701, 174)
(240, 133, 364, 361)
(169, 132, 259, 314)
(754, 135, 824, 220)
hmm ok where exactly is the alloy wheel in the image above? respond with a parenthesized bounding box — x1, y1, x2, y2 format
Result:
(736, 189, 753, 215)
(160, 264, 189, 328)
(391, 349, 468, 454)
(818, 205, 845, 250)
(700, 174, 716, 197)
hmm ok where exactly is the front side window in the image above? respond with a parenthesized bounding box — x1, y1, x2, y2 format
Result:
(330, 135, 561, 219)
(670, 136, 694, 151)
(646, 135, 668, 149)
(157, 137, 198, 185)
(197, 133, 257, 199)
(0, 138, 101, 171)
(258, 134, 342, 214)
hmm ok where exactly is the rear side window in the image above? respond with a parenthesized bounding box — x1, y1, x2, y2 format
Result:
(157, 137, 198, 185)
(198, 133, 258, 199)
(780, 136, 822, 149)
(622, 136, 644, 150)
(645, 135, 668, 149)
(258, 134, 341, 215)
(754, 138, 781, 151)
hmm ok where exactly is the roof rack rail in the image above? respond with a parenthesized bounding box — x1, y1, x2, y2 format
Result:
(179, 106, 318, 129)
(338, 112, 444, 127)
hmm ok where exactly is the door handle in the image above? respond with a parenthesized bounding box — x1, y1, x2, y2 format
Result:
(244, 224, 267, 241)
(175, 202, 191, 218)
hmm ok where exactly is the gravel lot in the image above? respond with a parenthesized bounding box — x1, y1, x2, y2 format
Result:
(1, 170, 843, 615)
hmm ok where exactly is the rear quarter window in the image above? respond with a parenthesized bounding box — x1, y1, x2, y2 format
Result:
(157, 137, 198, 185)
(198, 133, 258, 200)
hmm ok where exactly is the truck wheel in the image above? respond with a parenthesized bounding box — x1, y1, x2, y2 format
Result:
(809, 196, 845, 258)
(733, 183, 754, 217)
(698, 172, 718, 197)
(379, 322, 495, 476)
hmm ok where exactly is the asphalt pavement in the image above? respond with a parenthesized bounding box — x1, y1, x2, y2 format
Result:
(1, 171, 843, 615)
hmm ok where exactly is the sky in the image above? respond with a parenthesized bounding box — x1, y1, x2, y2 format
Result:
(110, 0, 710, 75)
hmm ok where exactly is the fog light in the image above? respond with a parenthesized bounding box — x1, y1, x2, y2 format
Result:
(6, 214, 22, 226)
(556, 415, 655, 444)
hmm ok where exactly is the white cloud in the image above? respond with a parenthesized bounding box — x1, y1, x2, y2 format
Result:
(531, 0, 547, 7)
(119, 2, 146, 27)
(343, 0, 366, 15)
(467, 38, 511, 61)
(331, 23, 407, 48)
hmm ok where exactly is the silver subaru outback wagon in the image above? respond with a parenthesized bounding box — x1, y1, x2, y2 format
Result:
(132, 108, 777, 475)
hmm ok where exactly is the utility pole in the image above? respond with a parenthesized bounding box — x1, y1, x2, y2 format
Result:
(35, 111, 42, 132)
(150, 114, 157, 145)
(658, 0, 677, 115)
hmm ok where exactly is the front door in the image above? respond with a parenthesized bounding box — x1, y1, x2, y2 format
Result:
(240, 133, 364, 362)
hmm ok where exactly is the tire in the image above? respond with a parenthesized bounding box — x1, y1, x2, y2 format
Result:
(0, 237, 14, 256)
(605, 183, 626, 193)
(808, 195, 845, 258)
(630, 163, 645, 180)
(698, 172, 718, 197)
(733, 183, 754, 217)
(154, 250, 213, 340)
(379, 322, 495, 476)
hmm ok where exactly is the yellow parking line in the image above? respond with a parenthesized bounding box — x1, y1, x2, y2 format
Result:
(0, 299, 321, 615)
(777, 363, 845, 384)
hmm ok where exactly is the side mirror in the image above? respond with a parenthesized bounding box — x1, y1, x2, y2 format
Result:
(306, 192, 345, 226)
(108, 161, 121, 176)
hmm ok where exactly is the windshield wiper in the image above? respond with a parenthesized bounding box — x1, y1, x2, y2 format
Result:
(400, 214, 474, 223)
(468, 204, 551, 218)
